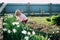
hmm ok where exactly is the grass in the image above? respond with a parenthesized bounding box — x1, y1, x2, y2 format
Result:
(28, 16, 60, 34)
(3, 14, 60, 40)
(29, 16, 49, 24)
(4, 14, 60, 33)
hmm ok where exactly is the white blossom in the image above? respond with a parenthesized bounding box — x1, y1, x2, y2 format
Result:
(32, 31, 35, 35)
(27, 32, 31, 35)
(13, 29, 17, 33)
(22, 30, 27, 34)
(12, 22, 19, 25)
(53, 32, 54, 33)
(56, 31, 59, 33)
(8, 30, 11, 33)
(1, 17, 3, 19)
(17, 25, 20, 27)
(25, 36, 29, 40)
(8, 14, 13, 18)
(3, 28, 7, 31)
(48, 38, 50, 40)
(3, 23, 7, 25)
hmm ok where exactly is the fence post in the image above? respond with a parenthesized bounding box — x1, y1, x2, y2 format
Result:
(49, 3, 52, 15)
(27, 2, 30, 16)
(39, 8, 41, 16)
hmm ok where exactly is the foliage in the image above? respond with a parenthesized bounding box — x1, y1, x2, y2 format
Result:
(29, 35, 48, 40)
(46, 15, 60, 26)
(46, 18, 51, 22)
(3, 14, 48, 40)
(51, 15, 60, 25)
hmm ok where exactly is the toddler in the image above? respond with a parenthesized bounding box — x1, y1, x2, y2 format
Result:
(15, 9, 28, 24)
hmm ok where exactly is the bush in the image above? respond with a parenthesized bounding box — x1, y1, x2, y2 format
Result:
(51, 15, 60, 25)
(46, 18, 51, 22)
(46, 15, 60, 26)
(29, 35, 48, 40)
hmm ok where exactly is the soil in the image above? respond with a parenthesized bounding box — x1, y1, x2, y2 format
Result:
(28, 21, 60, 34)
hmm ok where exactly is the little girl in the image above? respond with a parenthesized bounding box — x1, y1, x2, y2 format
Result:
(15, 9, 28, 24)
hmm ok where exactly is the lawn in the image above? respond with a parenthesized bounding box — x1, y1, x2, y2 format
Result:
(28, 16, 60, 34)
(29, 16, 49, 24)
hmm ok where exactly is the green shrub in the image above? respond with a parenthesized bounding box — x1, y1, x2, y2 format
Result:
(46, 18, 51, 22)
(51, 15, 60, 25)
(3, 15, 29, 40)
(46, 15, 60, 26)
(29, 35, 48, 40)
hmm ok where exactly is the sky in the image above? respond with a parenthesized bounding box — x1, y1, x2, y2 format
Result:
(0, 0, 60, 4)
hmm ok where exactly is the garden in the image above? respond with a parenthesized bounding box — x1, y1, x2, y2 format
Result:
(3, 14, 60, 40)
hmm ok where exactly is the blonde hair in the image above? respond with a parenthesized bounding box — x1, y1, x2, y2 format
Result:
(15, 9, 22, 16)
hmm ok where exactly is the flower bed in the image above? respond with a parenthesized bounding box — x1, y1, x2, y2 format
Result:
(3, 14, 48, 40)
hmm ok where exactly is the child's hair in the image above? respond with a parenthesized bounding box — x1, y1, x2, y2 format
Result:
(15, 9, 21, 16)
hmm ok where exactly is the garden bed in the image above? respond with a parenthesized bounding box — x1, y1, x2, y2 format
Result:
(3, 14, 48, 40)
(3, 14, 60, 40)
(28, 17, 60, 34)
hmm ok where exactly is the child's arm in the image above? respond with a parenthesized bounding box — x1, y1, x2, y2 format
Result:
(16, 16, 22, 22)
(16, 16, 19, 21)
(16, 16, 18, 20)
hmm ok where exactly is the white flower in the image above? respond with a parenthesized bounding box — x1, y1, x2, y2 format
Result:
(27, 32, 31, 35)
(56, 31, 59, 33)
(13, 29, 17, 33)
(3, 23, 7, 25)
(32, 31, 35, 35)
(22, 30, 27, 34)
(25, 36, 29, 40)
(1, 17, 3, 19)
(53, 32, 54, 33)
(12, 22, 15, 25)
(17, 25, 20, 27)
(48, 38, 50, 40)
(10, 15, 13, 17)
(8, 30, 11, 33)
(12, 22, 19, 25)
(3, 28, 7, 31)
(8, 14, 13, 18)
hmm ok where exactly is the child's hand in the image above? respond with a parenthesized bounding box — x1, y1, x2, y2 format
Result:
(16, 17, 19, 21)
(16, 19, 21, 22)
(16, 18, 18, 21)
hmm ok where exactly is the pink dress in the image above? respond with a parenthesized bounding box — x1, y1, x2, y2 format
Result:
(17, 13, 28, 23)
